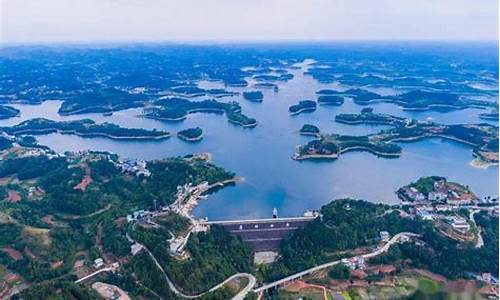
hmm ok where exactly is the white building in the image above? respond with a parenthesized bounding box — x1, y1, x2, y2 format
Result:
(94, 258, 104, 269)
(428, 192, 447, 201)
(449, 216, 470, 231)
(416, 207, 434, 220)
(379, 231, 390, 242)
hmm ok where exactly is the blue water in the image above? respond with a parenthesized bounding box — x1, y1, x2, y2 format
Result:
(1, 60, 497, 220)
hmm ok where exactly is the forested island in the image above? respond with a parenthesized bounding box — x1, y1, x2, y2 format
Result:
(312, 89, 496, 111)
(142, 97, 257, 128)
(294, 111, 499, 164)
(58, 88, 147, 116)
(243, 91, 264, 102)
(178, 127, 203, 142)
(317, 95, 344, 106)
(2, 118, 171, 140)
(299, 124, 320, 136)
(0, 105, 20, 119)
(289, 100, 317, 115)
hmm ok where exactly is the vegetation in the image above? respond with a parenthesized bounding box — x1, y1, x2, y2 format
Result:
(13, 280, 101, 300)
(144, 97, 257, 127)
(299, 124, 320, 136)
(178, 127, 203, 141)
(243, 91, 264, 102)
(289, 100, 317, 115)
(0, 146, 235, 289)
(132, 224, 254, 294)
(3, 118, 170, 140)
(389, 212, 498, 279)
(296, 111, 499, 162)
(262, 199, 426, 281)
(317, 95, 344, 105)
(0, 105, 20, 119)
(295, 134, 402, 160)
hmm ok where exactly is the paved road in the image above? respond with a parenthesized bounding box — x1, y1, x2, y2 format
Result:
(75, 266, 117, 284)
(253, 232, 419, 293)
(469, 210, 484, 248)
(127, 230, 256, 299)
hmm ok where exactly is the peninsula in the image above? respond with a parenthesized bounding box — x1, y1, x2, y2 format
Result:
(142, 97, 257, 128)
(2, 118, 171, 140)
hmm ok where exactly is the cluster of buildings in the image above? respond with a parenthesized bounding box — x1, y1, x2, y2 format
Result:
(399, 178, 476, 206)
(414, 207, 471, 231)
(445, 216, 471, 232)
(341, 256, 365, 270)
(116, 158, 151, 177)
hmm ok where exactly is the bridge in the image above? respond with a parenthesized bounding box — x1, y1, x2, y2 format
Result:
(202, 215, 317, 251)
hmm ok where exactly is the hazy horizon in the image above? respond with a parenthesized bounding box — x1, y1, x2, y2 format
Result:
(1, 0, 498, 44)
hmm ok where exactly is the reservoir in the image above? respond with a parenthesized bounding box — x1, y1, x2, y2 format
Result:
(1, 60, 497, 220)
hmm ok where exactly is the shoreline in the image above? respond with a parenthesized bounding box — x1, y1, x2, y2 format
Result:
(177, 133, 203, 142)
(289, 107, 316, 116)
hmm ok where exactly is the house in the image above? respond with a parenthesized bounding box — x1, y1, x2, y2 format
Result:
(428, 192, 447, 202)
(402, 187, 425, 202)
(341, 258, 356, 270)
(132, 210, 146, 219)
(379, 231, 390, 242)
(449, 216, 470, 232)
(93, 258, 104, 269)
(416, 207, 434, 220)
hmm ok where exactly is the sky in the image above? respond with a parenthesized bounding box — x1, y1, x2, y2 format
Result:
(1, 0, 498, 44)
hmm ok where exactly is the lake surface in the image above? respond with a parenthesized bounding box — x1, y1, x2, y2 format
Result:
(1, 61, 498, 220)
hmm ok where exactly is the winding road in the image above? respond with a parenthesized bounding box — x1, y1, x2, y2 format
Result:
(126, 229, 417, 299)
(253, 232, 419, 293)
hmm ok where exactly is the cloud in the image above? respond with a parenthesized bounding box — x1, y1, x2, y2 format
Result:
(1, 0, 498, 43)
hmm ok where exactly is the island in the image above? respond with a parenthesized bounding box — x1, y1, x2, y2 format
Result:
(299, 124, 320, 136)
(243, 91, 264, 102)
(317, 95, 344, 106)
(294, 110, 499, 164)
(335, 108, 411, 126)
(58, 88, 147, 116)
(293, 134, 402, 160)
(0, 105, 20, 119)
(142, 97, 257, 128)
(170, 85, 237, 98)
(289, 100, 317, 115)
(177, 127, 203, 142)
(314, 88, 497, 111)
(2, 118, 171, 140)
